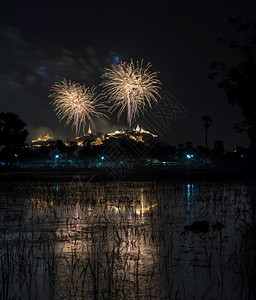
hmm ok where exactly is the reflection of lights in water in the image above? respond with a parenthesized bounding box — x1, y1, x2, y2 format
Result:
(74, 202, 80, 220)
(136, 187, 157, 216)
(26, 184, 161, 298)
(96, 195, 104, 203)
(186, 184, 194, 225)
(135, 203, 157, 215)
(4, 182, 252, 299)
(184, 239, 193, 273)
(88, 204, 92, 216)
(128, 227, 132, 252)
(141, 188, 144, 215)
(105, 199, 157, 216)
(31, 198, 53, 207)
(184, 184, 195, 296)
(185, 184, 194, 273)
(55, 184, 59, 203)
(102, 189, 157, 216)
(52, 187, 159, 271)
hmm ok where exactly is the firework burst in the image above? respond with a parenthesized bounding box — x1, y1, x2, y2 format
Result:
(49, 79, 107, 135)
(101, 59, 161, 128)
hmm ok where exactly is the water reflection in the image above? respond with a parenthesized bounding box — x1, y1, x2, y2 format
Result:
(0, 181, 255, 299)
(184, 184, 194, 297)
(186, 183, 194, 225)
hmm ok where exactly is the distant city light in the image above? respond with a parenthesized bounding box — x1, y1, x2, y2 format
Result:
(186, 154, 193, 159)
(55, 155, 59, 158)
(101, 156, 104, 160)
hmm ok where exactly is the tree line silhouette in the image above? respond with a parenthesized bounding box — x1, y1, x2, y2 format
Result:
(0, 111, 248, 169)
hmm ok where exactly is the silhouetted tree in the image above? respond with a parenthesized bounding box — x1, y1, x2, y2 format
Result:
(69, 141, 78, 149)
(210, 16, 256, 168)
(176, 144, 185, 160)
(202, 116, 212, 150)
(0, 112, 28, 147)
(83, 139, 91, 149)
(177, 144, 184, 151)
(195, 145, 206, 162)
(47, 141, 57, 151)
(47, 140, 66, 154)
(168, 146, 177, 160)
(195, 145, 205, 153)
(185, 141, 194, 152)
(234, 145, 247, 154)
(0, 112, 28, 166)
(212, 140, 225, 156)
(55, 140, 66, 153)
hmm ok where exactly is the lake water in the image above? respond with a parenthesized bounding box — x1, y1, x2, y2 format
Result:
(0, 179, 256, 299)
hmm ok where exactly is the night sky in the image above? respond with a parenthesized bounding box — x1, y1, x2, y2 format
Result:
(1, 0, 256, 150)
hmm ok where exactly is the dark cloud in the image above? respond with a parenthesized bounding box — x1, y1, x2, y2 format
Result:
(37, 66, 51, 83)
(0, 26, 106, 138)
(0, 26, 105, 87)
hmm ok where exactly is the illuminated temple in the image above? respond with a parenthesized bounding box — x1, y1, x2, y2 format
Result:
(30, 125, 157, 148)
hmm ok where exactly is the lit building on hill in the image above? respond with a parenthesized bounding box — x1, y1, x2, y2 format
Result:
(31, 133, 54, 147)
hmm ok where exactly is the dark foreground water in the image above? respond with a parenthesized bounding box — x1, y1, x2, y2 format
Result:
(0, 179, 256, 299)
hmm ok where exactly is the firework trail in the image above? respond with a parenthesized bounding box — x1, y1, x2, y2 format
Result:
(49, 79, 107, 135)
(101, 59, 161, 128)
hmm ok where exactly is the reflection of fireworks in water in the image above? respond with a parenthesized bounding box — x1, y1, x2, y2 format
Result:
(101, 59, 162, 128)
(49, 79, 107, 135)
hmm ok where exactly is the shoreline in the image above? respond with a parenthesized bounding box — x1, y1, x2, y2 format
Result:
(0, 167, 255, 182)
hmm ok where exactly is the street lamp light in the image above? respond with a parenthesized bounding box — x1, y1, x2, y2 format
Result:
(54, 155, 59, 166)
